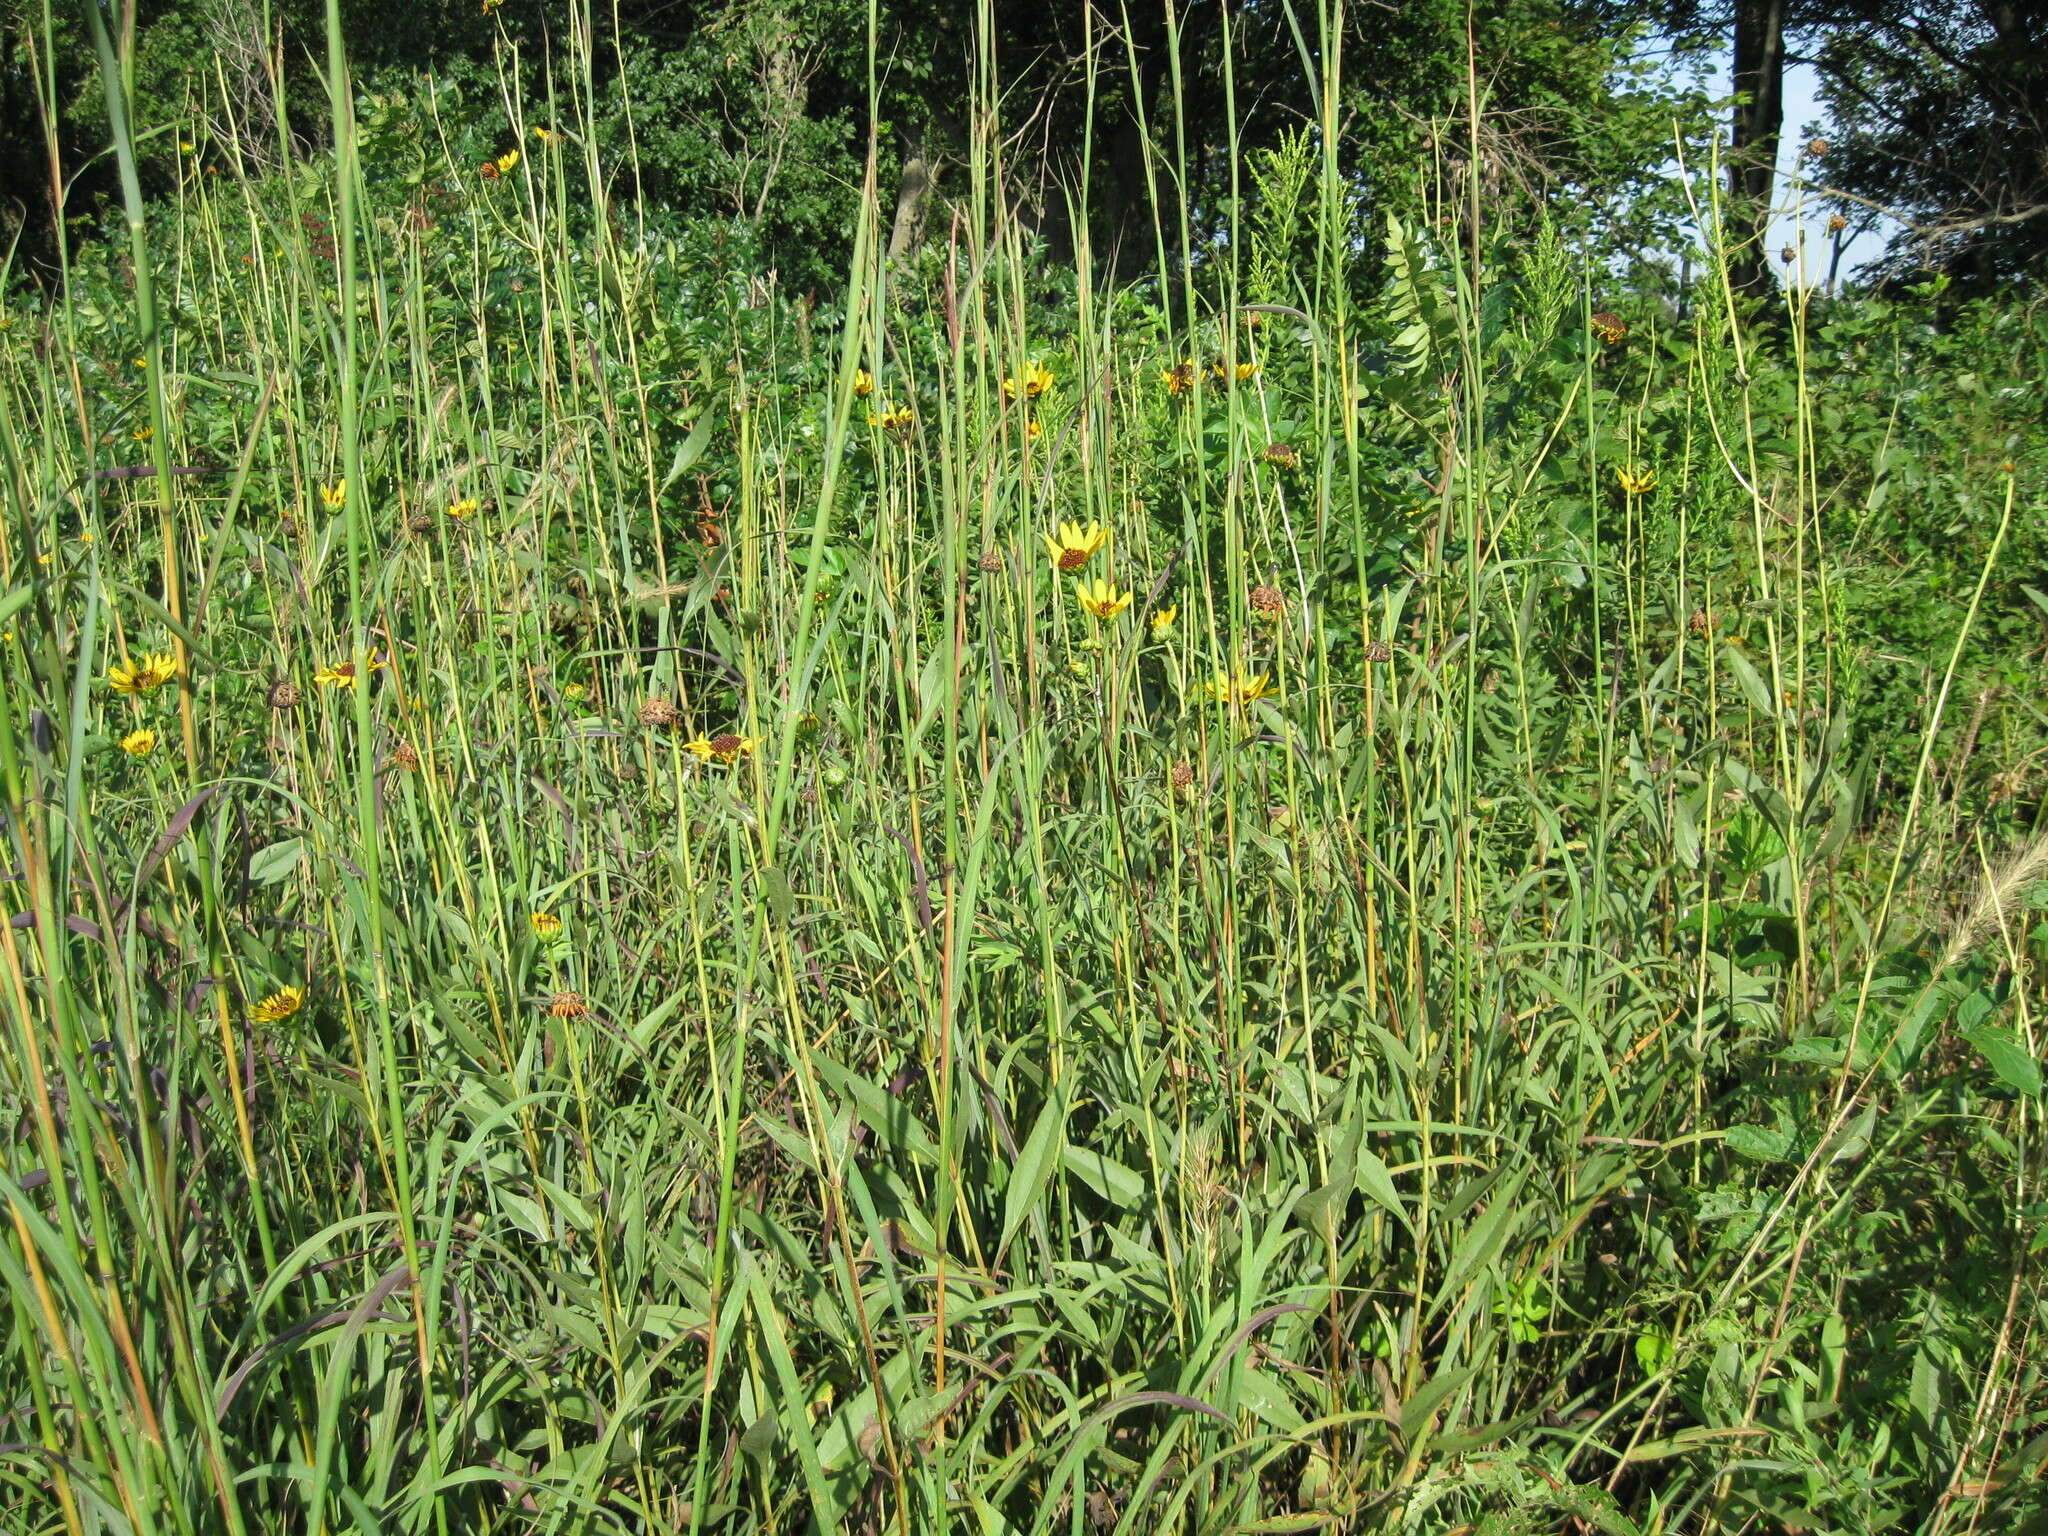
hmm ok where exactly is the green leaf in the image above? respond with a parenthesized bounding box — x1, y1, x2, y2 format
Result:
(1723, 1123, 1795, 1162)
(1000, 1092, 1066, 1255)
(1959, 1024, 2043, 1095)
(247, 837, 304, 885)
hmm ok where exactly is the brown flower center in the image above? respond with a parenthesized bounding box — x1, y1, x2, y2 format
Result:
(710, 733, 744, 756)
(1057, 547, 1089, 571)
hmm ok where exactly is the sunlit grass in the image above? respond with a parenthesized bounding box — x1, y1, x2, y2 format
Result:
(0, 3, 2041, 1534)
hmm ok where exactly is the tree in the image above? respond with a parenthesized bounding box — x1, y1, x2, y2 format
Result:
(1800, 0, 2048, 291)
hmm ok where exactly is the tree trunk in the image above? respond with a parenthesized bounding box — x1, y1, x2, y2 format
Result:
(1728, 0, 1787, 298)
(887, 123, 935, 263)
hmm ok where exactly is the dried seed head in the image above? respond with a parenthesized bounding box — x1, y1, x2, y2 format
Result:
(547, 989, 590, 1019)
(1827, 213, 1848, 233)
(268, 679, 301, 710)
(1689, 607, 1713, 636)
(638, 696, 680, 728)
(1249, 584, 1285, 615)
(1170, 760, 1196, 791)
(1364, 640, 1393, 664)
(1262, 442, 1301, 470)
(391, 741, 420, 771)
(406, 511, 434, 534)
(978, 548, 1004, 575)
(564, 572, 590, 599)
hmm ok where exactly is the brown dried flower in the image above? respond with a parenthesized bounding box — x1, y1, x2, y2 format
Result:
(638, 696, 681, 729)
(268, 679, 301, 710)
(1364, 640, 1393, 664)
(391, 741, 421, 771)
(1249, 584, 1285, 616)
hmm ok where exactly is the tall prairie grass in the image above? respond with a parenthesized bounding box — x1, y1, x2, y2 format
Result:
(0, 3, 2041, 1533)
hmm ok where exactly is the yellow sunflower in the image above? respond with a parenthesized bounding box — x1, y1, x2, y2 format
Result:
(249, 985, 305, 1024)
(530, 912, 563, 938)
(1041, 520, 1110, 573)
(319, 479, 347, 510)
(1149, 604, 1178, 640)
(119, 728, 158, 758)
(1201, 669, 1277, 707)
(313, 654, 387, 689)
(1074, 578, 1132, 620)
(684, 732, 760, 766)
(1615, 466, 1657, 495)
(852, 367, 874, 398)
(1002, 360, 1054, 401)
(107, 652, 178, 695)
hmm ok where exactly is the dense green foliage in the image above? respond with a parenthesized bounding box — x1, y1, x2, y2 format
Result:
(1, 4, 2045, 1535)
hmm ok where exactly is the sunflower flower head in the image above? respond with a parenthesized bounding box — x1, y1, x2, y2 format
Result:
(1590, 312, 1628, 345)
(313, 653, 387, 690)
(1161, 360, 1196, 396)
(1150, 604, 1178, 640)
(319, 479, 347, 510)
(1041, 520, 1110, 573)
(1615, 465, 1657, 496)
(107, 652, 178, 695)
(496, 148, 521, 176)
(119, 727, 158, 758)
(851, 367, 874, 398)
(548, 990, 590, 1019)
(530, 912, 563, 939)
(1074, 578, 1133, 621)
(1002, 360, 1055, 401)
(1201, 668, 1277, 708)
(684, 732, 760, 766)
(866, 404, 914, 437)
(249, 985, 305, 1024)
(447, 497, 480, 519)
